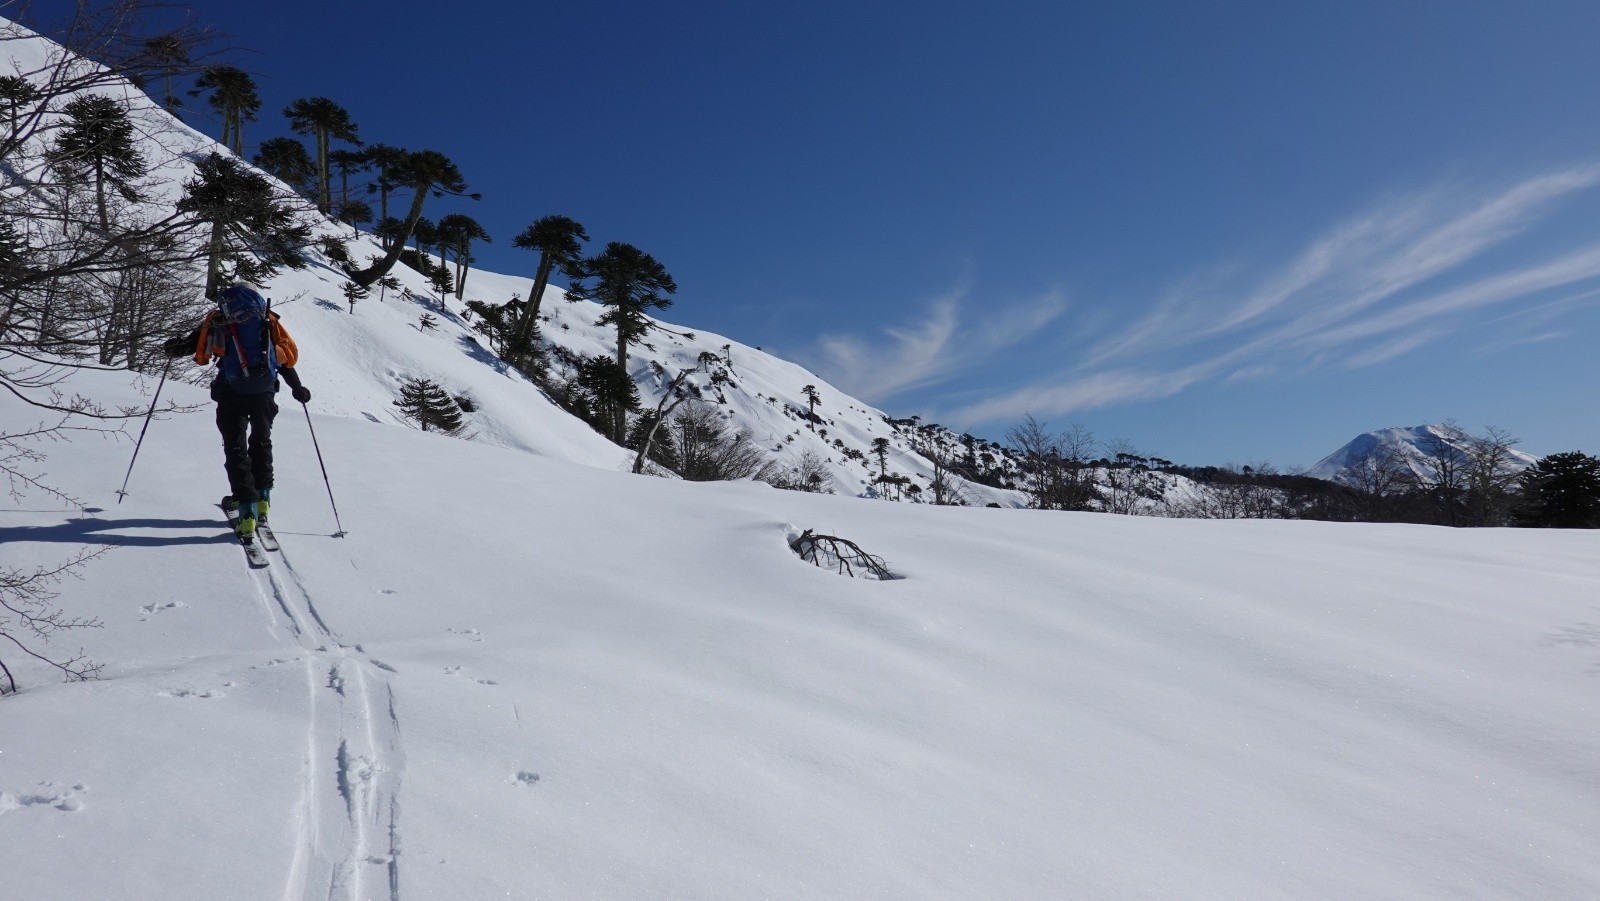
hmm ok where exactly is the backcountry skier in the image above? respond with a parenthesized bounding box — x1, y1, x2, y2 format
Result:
(164, 283, 311, 545)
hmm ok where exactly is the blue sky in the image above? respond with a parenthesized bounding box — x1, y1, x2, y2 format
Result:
(171, 0, 1600, 467)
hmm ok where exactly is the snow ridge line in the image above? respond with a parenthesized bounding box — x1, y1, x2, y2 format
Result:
(243, 546, 404, 901)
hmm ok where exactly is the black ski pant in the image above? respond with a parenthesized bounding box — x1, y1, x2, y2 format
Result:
(215, 389, 278, 507)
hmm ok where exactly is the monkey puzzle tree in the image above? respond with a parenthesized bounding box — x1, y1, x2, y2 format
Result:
(328, 148, 368, 210)
(351, 150, 478, 287)
(1515, 452, 1600, 528)
(361, 143, 408, 242)
(871, 437, 891, 481)
(568, 241, 676, 371)
(437, 213, 491, 299)
(139, 33, 188, 113)
(0, 75, 40, 147)
(395, 377, 465, 433)
(48, 94, 147, 232)
(510, 214, 588, 343)
(189, 65, 259, 154)
(802, 384, 820, 430)
(283, 96, 361, 214)
(252, 136, 315, 197)
(178, 153, 312, 297)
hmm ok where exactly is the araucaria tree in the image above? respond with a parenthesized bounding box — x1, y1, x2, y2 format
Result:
(252, 137, 316, 197)
(189, 65, 259, 154)
(570, 242, 677, 370)
(139, 33, 188, 113)
(510, 214, 588, 341)
(575, 356, 640, 444)
(871, 437, 891, 480)
(283, 96, 361, 214)
(361, 143, 408, 240)
(802, 384, 820, 430)
(351, 150, 477, 287)
(1515, 452, 1600, 528)
(178, 153, 312, 297)
(327, 148, 367, 209)
(394, 377, 465, 433)
(48, 94, 147, 232)
(437, 214, 490, 299)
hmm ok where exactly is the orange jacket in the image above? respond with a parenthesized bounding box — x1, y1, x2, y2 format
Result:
(194, 310, 299, 368)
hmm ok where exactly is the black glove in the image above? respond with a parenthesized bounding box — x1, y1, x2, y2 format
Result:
(292, 385, 311, 404)
(161, 330, 197, 358)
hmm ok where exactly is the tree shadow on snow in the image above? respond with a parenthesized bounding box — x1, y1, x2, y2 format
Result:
(455, 333, 512, 376)
(0, 517, 232, 548)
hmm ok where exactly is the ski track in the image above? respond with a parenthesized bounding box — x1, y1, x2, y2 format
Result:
(245, 540, 404, 901)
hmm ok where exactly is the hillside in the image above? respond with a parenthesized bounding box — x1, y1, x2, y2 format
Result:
(0, 14, 1025, 506)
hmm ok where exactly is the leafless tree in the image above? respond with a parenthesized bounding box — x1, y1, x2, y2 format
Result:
(2, 548, 107, 694)
(762, 449, 834, 494)
(1006, 415, 1097, 511)
(631, 352, 725, 475)
(1342, 442, 1416, 522)
(671, 404, 773, 482)
(0, 1, 219, 691)
(1416, 420, 1471, 526)
(1462, 424, 1522, 527)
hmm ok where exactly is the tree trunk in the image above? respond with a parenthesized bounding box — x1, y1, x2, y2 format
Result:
(92, 159, 108, 233)
(454, 252, 469, 300)
(204, 220, 225, 297)
(351, 188, 429, 287)
(317, 128, 330, 214)
(514, 255, 555, 346)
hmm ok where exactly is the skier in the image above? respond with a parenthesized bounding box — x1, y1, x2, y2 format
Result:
(164, 283, 311, 545)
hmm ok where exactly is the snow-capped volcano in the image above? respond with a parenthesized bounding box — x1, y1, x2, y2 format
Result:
(1308, 423, 1540, 485)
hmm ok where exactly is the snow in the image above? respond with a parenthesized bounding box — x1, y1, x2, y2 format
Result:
(6, 17, 1600, 900)
(4, 367, 1600, 899)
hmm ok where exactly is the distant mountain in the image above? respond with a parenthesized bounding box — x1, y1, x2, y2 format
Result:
(1307, 424, 1540, 486)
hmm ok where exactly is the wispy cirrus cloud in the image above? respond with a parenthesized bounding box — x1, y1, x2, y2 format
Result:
(808, 279, 1069, 401)
(937, 163, 1600, 427)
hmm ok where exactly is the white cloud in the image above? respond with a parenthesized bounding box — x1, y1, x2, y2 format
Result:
(810, 282, 1068, 402)
(937, 164, 1600, 427)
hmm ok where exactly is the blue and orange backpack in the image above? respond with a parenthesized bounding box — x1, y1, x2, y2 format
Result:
(210, 284, 279, 395)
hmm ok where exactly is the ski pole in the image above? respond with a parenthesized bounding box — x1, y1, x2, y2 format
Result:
(301, 401, 345, 537)
(115, 357, 173, 504)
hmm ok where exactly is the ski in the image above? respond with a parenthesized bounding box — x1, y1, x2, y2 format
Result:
(256, 523, 280, 552)
(220, 501, 270, 568)
(238, 534, 270, 568)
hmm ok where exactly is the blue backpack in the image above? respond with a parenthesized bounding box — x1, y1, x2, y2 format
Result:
(213, 285, 279, 395)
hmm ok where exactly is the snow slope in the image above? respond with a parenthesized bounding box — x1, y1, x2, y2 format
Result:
(1308, 424, 1541, 486)
(3, 367, 1599, 899)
